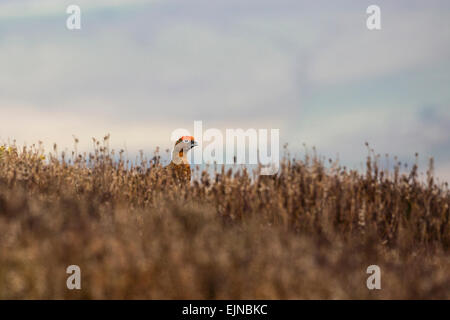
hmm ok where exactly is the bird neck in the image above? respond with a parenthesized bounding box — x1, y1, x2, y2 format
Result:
(172, 148, 189, 165)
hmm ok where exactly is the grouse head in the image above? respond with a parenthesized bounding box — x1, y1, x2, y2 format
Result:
(172, 136, 198, 164)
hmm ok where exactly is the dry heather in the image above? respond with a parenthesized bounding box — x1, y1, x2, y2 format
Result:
(0, 139, 449, 299)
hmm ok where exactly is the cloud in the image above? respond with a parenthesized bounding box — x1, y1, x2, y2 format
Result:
(0, 0, 158, 19)
(0, 102, 172, 154)
(0, 17, 300, 122)
(305, 10, 450, 85)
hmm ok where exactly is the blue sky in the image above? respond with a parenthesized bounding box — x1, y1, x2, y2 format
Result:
(1, 0, 450, 180)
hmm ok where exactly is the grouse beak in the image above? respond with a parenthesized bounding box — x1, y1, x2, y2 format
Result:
(191, 140, 199, 148)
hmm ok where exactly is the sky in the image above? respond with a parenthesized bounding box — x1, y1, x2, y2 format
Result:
(1, 0, 450, 181)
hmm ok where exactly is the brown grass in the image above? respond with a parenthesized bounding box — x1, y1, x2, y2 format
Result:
(0, 138, 449, 299)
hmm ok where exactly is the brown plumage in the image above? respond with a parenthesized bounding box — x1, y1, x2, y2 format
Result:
(163, 136, 198, 184)
(164, 161, 192, 183)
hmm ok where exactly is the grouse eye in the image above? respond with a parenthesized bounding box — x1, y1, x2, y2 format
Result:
(184, 139, 189, 143)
